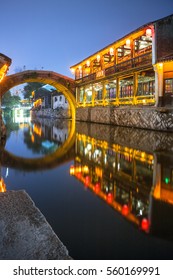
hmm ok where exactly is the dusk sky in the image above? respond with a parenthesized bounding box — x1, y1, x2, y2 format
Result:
(1, 0, 173, 78)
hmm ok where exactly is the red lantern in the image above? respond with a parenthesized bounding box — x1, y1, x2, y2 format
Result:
(121, 204, 129, 216)
(141, 218, 150, 232)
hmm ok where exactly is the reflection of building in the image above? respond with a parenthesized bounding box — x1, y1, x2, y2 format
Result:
(31, 121, 69, 147)
(70, 14, 173, 108)
(70, 130, 173, 238)
(13, 108, 31, 123)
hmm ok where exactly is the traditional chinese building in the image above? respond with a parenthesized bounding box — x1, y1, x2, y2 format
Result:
(70, 14, 173, 130)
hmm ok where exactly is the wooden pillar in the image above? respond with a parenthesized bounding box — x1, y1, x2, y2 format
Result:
(102, 82, 107, 106)
(133, 72, 138, 104)
(76, 87, 80, 104)
(153, 63, 163, 107)
(83, 86, 86, 107)
(116, 77, 120, 105)
(91, 85, 95, 106)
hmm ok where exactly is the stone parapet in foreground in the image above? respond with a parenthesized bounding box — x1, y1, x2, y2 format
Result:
(0, 190, 71, 260)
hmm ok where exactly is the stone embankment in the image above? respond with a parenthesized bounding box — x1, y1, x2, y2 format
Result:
(76, 106, 173, 131)
(31, 108, 69, 119)
(0, 190, 71, 260)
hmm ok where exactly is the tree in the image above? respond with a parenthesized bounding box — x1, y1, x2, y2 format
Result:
(23, 82, 44, 99)
(2, 90, 21, 108)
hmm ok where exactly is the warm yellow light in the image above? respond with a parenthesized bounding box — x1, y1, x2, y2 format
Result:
(0, 64, 8, 82)
(110, 47, 114, 56)
(83, 165, 89, 173)
(86, 60, 90, 67)
(70, 165, 75, 175)
(146, 28, 152, 37)
(97, 55, 100, 62)
(126, 39, 131, 48)
(0, 178, 6, 192)
(70, 68, 75, 74)
(126, 39, 131, 47)
(33, 124, 42, 136)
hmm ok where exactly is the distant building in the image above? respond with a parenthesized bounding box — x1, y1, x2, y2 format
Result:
(33, 84, 68, 110)
(52, 92, 68, 109)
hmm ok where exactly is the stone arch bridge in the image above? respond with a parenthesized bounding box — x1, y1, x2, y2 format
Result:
(0, 70, 76, 119)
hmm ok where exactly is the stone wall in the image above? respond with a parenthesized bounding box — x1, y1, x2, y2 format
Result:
(76, 106, 173, 131)
(31, 108, 69, 119)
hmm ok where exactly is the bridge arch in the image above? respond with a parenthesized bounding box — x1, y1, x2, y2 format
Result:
(0, 70, 76, 119)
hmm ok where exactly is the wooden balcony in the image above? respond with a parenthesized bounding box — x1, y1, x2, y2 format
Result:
(76, 50, 152, 84)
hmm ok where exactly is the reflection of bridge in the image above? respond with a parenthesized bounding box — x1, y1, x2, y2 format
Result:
(0, 70, 76, 119)
(0, 119, 75, 171)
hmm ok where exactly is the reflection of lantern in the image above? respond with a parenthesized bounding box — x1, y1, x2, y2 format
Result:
(107, 193, 113, 204)
(94, 182, 101, 193)
(76, 172, 82, 179)
(122, 204, 129, 216)
(85, 175, 90, 186)
(141, 218, 150, 232)
(126, 39, 131, 48)
(146, 28, 152, 37)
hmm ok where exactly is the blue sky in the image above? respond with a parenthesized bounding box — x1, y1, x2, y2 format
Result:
(1, 0, 173, 78)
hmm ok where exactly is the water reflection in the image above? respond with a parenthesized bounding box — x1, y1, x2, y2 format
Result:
(1, 115, 75, 171)
(70, 123, 173, 241)
(1, 116, 173, 259)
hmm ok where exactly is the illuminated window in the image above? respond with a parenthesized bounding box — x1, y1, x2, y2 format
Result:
(165, 79, 173, 94)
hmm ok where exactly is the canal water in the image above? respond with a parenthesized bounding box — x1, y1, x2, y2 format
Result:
(1, 111, 173, 260)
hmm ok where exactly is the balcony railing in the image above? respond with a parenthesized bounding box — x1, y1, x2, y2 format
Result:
(76, 51, 152, 83)
(77, 94, 155, 107)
